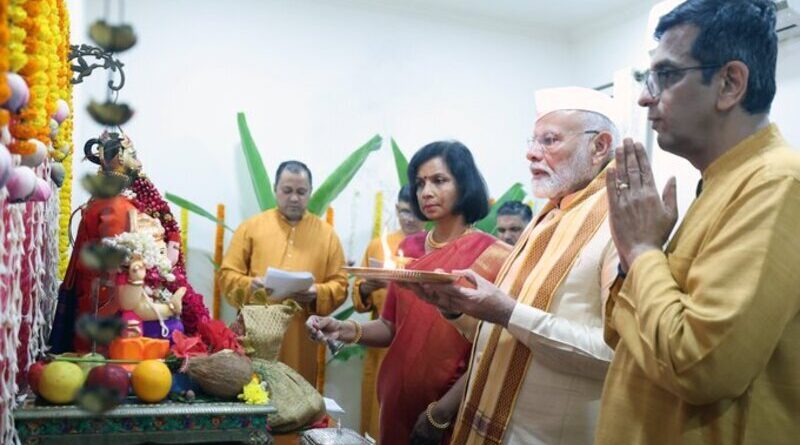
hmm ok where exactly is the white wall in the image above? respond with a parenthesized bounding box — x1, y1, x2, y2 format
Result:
(69, 0, 575, 429)
(571, 4, 800, 219)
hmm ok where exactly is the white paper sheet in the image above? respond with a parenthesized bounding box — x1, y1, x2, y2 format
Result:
(323, 397, 345, 414)
(264, 267, 314, 299)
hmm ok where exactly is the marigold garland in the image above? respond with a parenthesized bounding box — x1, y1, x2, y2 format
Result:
(372, 191, 383, 239)
(0, 0, 11, 112)
(9, 0, 53, 154)
(212, 204, 225, 320)
(55, 0, 73, 278)
(8, 0, 28, 73)
(180, 207, 189, 263)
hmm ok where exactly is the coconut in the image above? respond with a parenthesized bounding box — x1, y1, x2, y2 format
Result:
(187, 350, 252, 399)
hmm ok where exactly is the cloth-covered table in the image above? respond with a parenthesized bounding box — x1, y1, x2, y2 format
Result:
(13, 398, 276, 445)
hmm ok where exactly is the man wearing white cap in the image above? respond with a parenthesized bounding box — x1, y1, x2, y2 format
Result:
(414, 86, 620, 444)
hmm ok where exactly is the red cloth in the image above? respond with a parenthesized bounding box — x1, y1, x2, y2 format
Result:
(62, 196, 136, 352)
(377, 232, 505, 445)
(198, 319, 244, 355)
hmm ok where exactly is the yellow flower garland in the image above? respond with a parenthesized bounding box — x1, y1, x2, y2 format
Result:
(212, 204, 225, 320)
(0, 0, 11, 115)
(8, 0, 28, 73)
(55, 0, 72, 277)
(372, 191, 383, 239)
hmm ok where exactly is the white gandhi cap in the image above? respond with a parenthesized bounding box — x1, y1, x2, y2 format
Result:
(534, 86, 622, 132)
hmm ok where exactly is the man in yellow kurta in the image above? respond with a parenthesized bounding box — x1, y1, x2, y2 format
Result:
(352, 185, 424, 438)
(598, 2, 800, 444)
(220, 160, 347, 386)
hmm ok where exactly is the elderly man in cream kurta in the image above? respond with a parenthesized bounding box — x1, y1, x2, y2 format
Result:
(417, 87, 620, 444)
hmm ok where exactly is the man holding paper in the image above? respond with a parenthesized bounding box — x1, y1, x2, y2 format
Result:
(220, 160, 348, 385)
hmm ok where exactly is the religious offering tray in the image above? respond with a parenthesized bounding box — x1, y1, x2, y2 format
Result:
(343, 267, 457, 284)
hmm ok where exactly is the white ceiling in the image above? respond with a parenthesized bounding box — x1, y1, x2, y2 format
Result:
(338, 0, 660, 35)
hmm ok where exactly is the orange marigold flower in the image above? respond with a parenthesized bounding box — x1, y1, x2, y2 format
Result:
(9, 139, 36, 156)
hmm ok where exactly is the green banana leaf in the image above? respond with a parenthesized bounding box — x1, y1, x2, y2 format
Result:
(204, 253, 220, 271)
(165, 192, 233, 232)
(391, 138, 409, 187)
(237, 112, 276, 211)
(307, 134, 383, 216)
(474, 183, 527, 234)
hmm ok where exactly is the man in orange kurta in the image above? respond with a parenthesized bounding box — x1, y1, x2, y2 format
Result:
(352, 186, 423, 438)
(219, 161, 347, 385)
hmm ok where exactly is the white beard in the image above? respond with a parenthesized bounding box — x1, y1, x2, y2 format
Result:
(531, 146, 594, 200)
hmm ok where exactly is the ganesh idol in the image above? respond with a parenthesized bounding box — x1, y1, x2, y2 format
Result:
(49, 131, 210, 353)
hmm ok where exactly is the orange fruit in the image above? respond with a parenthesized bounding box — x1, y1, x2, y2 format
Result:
(131, 360, 172, 403)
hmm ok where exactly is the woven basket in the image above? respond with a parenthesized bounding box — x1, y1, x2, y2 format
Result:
(239, 299, 302, 361)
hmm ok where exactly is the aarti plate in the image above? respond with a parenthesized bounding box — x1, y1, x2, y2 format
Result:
(343, 267, 458, 284)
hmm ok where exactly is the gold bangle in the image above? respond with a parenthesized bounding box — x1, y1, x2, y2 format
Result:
(346, 320, 363, 344)
(426, 401, 451, 430)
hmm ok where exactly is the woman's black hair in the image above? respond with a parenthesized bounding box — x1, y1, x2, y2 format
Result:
(407, 140, 489, 224)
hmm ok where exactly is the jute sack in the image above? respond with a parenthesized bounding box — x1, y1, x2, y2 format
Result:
(237, 298, 325, 432)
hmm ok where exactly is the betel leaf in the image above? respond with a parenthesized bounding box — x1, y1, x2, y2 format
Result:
(307, 134, 383, 216)
(237, 112, 276, 211)
(391, 138, 409, 187)
(165, 192, 233, 232)
(329, 344, 366, 364)
(474, 183, 527, 234)
(333, 306, 356, 321)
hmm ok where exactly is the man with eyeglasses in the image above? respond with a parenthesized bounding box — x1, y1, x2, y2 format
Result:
(597, 1, 800, 444)
(414, 86, 620, 444)
(351, 184, 424, 439)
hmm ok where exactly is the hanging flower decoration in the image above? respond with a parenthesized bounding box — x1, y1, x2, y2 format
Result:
(0, 0, 11, 116)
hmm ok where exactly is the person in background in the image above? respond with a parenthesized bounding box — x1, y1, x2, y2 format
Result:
(308, 141, 511, 445)
(494, 200, 533, 246)
(219, 160, 347, 386)
(352, 184, 424, 439)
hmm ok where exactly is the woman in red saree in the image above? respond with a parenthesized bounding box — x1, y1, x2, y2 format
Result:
(308, 141, 510, 444)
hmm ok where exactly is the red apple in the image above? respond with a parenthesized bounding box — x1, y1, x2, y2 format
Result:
(85, 365, 130, 401)
(27, 361, 46, 395)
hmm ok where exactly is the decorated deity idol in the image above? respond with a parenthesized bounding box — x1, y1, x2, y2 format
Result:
(49, 131, 209, 353)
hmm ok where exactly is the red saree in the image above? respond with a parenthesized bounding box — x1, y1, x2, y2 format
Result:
(377, 231, 510, 445)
